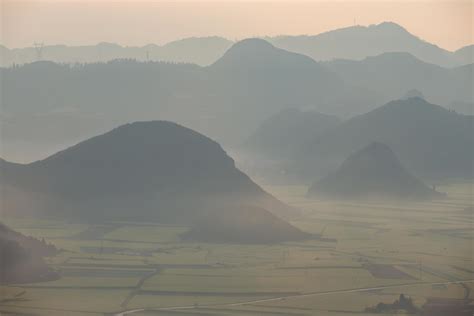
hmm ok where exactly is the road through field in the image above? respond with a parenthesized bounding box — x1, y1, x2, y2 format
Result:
(120, 268, 162, 309)
(113, 278, 474, 315)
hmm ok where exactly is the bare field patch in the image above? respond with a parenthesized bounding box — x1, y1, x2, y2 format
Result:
(364, 264, 416, 280)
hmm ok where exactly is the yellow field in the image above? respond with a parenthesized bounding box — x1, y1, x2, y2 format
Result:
(1, 181, 472, 315)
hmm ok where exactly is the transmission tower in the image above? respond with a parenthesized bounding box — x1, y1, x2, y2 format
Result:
(34, 42, 44, 60)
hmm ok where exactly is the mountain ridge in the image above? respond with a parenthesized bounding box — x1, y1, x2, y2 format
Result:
(296, 97, 474, 180)
(267, 22, 463, 67)
(2, 38, 471, 163)
(3, 22, 472, 68)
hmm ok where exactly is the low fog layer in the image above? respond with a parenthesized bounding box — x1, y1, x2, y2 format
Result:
(1, 17, 473, 316)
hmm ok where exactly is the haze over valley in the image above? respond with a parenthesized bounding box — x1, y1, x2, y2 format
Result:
(2, 26, 473, 163)
(1, 6, 473, 315)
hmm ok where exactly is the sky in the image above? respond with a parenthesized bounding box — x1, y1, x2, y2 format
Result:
(1, 0, 472, 51)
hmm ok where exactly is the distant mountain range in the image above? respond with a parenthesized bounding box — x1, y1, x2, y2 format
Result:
(267, 22, 472, 68)
(0, 37, 233, 67)
(0, 121, 310, 243)
(2, 22, 471, 68)
(295, 97, 474, 180)
(307, 142, 442, 201)
(3, 36, 471, 163)
(0, 39, 370, 161)
(203, 39, 358, 141)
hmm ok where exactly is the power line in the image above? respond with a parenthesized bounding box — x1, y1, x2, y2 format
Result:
(34, 42, 44, 60)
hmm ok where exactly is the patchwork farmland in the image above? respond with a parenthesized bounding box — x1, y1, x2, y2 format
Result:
(1, 182, 473, 315)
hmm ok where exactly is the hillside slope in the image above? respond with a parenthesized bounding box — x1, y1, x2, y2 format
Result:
(0, 222, 58, 283)
(307, 142, 442, 200)
(1, 121, 309, 243)
(296, 98, 474, 180)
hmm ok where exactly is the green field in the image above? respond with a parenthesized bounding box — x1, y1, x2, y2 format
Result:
(1, 182, 473, 315)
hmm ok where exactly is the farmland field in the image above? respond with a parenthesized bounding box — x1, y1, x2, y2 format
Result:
(1, 181, 473, 315)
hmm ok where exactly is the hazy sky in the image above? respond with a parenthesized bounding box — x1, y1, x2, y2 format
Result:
(1, 0, 472, 51)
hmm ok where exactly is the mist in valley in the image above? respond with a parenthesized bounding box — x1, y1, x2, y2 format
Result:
(1, 1, 473, 315)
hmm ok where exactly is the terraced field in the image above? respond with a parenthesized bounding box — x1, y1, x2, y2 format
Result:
(1, 182, 473, 315)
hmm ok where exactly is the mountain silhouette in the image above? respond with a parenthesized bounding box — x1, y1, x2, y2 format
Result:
(2, 40, 366, 161)
(0, 121, 309, 243)
(210, 38, 332, 73)
(208, 38, 344, 101)
(297, 97, 474, 180)
(194, 38, 364, 143)
(2, 38, 471, 162)
(3, 23, 471, 68)
(268, 22, 462, 67)
(307, 142, 442, 200)
(210, 38, 277, 67)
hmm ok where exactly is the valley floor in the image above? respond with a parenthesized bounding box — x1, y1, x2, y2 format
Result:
(1, 182, 473, 315)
